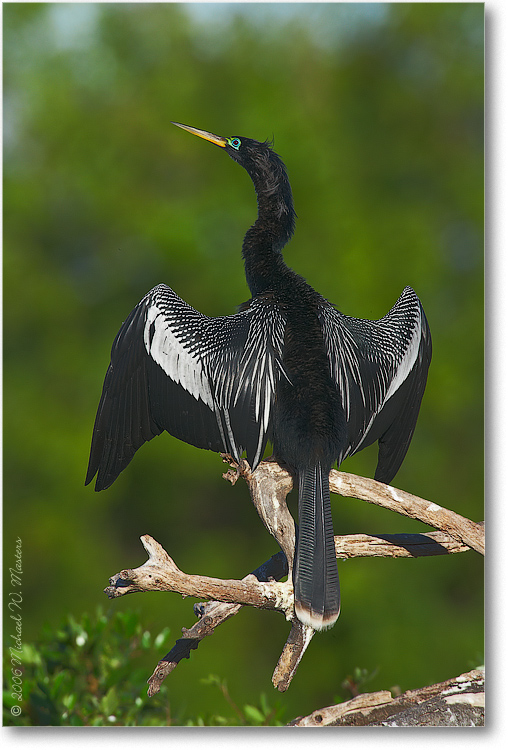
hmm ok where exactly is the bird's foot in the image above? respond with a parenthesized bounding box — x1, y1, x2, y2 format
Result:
(221, 453, 241, 485)
(220, 454, 252, 485)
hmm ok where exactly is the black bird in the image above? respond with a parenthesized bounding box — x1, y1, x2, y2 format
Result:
(86, 122, 431, 631)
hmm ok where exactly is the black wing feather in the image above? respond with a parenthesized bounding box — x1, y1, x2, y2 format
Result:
(320, 286, 431, 484)
(86, 284, 287, 491)
(374, 310, 431, 482)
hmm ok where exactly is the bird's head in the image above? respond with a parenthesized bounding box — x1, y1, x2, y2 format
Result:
(172, 121, 292, 211)
(172, 121, 265, 162)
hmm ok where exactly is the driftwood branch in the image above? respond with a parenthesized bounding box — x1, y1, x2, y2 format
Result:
(146, 550, 288, 697)
(334, 529, 475, 558)
(329, 470, 485, 555)
(103, 458, 484, 700)
(145, 528, 469, 696)
(288, 667, 485, 726)
(105, 534, 293, 615)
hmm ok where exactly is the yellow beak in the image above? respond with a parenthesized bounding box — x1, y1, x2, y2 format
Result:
(171, 122, 227, 148)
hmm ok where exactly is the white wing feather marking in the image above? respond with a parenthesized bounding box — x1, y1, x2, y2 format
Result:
(144, 304, 214, 408)
(141, 288, 288, 464)
(383, 313, 421, 402)
(321, 287, 424, 452)
(353, 309, 421, 452)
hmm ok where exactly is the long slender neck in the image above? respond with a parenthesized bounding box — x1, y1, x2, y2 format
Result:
(242, 153, 296, 296)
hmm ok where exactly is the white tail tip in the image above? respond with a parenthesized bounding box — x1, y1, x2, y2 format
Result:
(295, 602, 340, 631)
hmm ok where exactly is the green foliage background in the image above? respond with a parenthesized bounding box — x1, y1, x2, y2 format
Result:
(4, 2, 483, 726)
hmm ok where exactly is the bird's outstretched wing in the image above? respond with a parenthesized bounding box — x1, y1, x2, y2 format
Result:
(85, 284, 287, 490)
(319, 286, 432, 484)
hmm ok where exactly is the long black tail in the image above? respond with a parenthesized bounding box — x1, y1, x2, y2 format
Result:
(293, 464, 340, 630)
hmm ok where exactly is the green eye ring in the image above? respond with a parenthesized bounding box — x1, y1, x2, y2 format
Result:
(228, 137, 241, 150)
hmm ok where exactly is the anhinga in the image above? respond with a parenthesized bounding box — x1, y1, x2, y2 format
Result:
(86, 122, 431, 631)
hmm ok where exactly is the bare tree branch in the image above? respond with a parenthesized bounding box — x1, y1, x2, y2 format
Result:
(146, 551, 287, 697)
(105, 534, 294, 616)
(334, 529, 476, 558)
(228, 459, 484, 555)
(328, 469, 485, 555)
(288, 668, 485, 726)
(222, 457, 296, 568)
(145, 527, 472, 696)
(272, 621, 315, 692)
(103, 458, 484, 698)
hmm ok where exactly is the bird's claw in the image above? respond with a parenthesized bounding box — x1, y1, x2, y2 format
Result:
(220, 454, 252, 485)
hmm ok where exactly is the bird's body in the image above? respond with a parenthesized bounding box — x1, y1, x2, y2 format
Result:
(86, 124, 431, 630)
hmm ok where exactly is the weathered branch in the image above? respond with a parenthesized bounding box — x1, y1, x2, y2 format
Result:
(228, 459, 484, 555)
(146, 550, 288, 697)
(105, 534, 294, 616)
(145, 526, 470, 696)
(222, 457, 296, 568)
(288, 667, 485, 726)
(272, 621, 315, 692)
(235, 459, 483, 690)
(103, 458, 483, 699)
(334, 529, 475, 558)
(221, 457, 316, 689)
(329, 469, 485, 555)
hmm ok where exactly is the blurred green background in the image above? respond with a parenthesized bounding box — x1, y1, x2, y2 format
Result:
(4, 2, 483, 725)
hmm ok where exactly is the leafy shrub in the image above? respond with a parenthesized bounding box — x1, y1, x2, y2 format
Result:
(3, 608, 285, 726)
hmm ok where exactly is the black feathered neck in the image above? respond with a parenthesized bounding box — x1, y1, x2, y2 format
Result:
(228, 138, 296, 296)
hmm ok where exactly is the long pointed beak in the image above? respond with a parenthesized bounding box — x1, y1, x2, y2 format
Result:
(171, 122, 227, 148)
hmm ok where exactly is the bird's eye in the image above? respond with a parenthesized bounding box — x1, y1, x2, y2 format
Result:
(228, 137, 241, 150)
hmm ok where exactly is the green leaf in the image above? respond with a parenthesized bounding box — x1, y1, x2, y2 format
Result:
(154, 627, 171, 650)
(243, 704, 265, 725)
(62, 693, 78, 711)
(100, 686, 119, 716)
